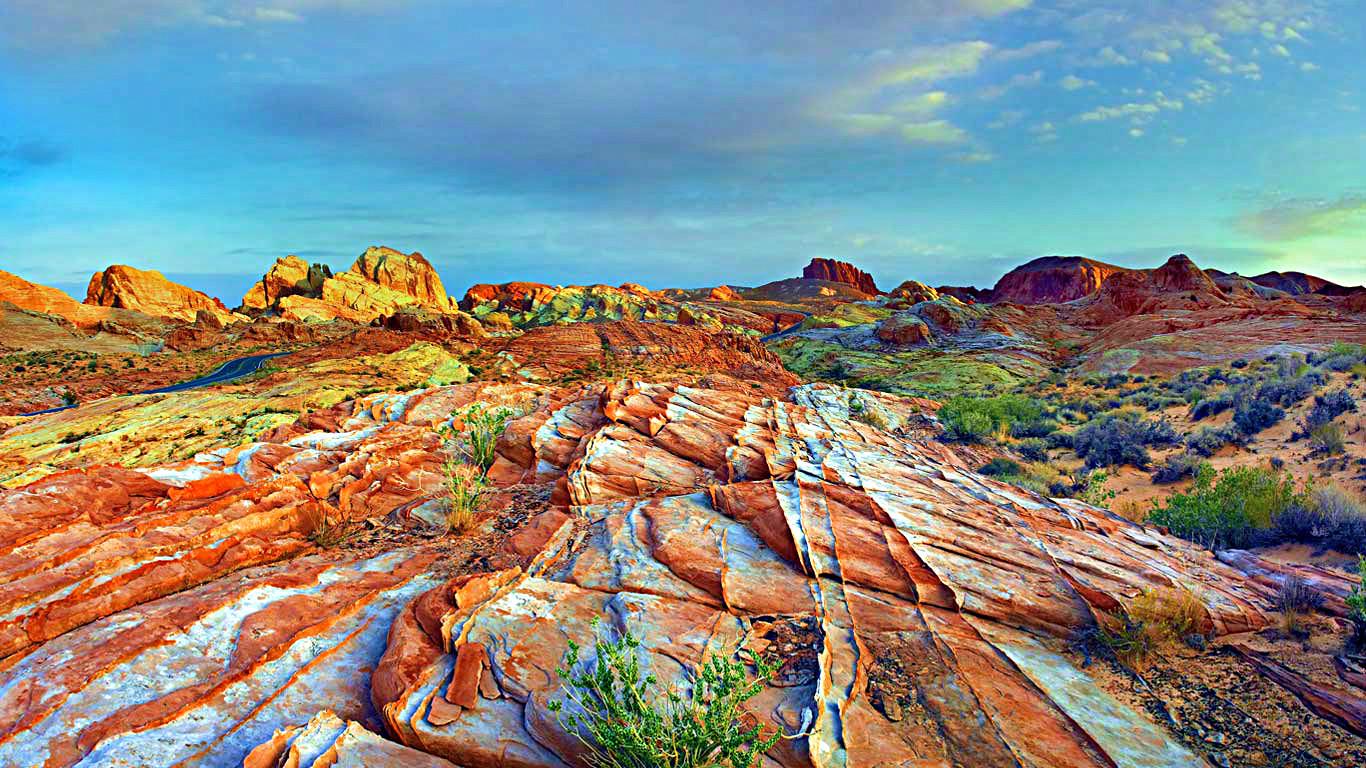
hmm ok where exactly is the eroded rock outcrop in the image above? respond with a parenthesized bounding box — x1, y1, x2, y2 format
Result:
(802, 258, 879, 295)
(85, 264, 243, 325)
(372, 382, 1290, 768)
(241, 255, 333, 312)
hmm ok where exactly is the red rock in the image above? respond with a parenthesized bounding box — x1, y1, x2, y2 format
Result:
(875, 313, 932, 345)
(801, 257, 880, 295)
(989, 255, 1132, 304)
(240, 255, 332, 312)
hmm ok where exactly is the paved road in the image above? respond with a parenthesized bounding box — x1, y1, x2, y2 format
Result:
(20, 352, 289, 417)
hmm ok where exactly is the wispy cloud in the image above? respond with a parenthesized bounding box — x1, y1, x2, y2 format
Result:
(0, 137, 66, 178)
(1238, 195, 1366, 241)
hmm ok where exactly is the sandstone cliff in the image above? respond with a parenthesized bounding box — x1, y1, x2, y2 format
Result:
(85, 264, 243, 324)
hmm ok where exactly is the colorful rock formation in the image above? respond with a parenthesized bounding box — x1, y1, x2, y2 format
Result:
(240, 255, 333, 312)
(85, 264, 244, 325)
(989, 255, 1132, 304)
(373, 381, 1307, 768)
(801, 257, 879, 295)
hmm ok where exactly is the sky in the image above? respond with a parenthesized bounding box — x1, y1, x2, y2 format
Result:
(2, 0, 1364, 303)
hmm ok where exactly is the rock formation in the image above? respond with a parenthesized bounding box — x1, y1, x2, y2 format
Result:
(245, 247, 464, 324)
(84, 264, 244, 325)
(989, 256, 1132, 304)
(875, 312, 932, 345)
(350, 246, 452, 308)
(888, 279, 939, 304)
(801, 257, 879, 295)
(240, 255, 332, 312)
(1250, 270, 1359, 297)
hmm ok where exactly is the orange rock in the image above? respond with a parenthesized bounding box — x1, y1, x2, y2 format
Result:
(85, 264, 243, 324)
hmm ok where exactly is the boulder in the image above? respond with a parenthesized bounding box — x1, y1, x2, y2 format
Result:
(875, 313, 932, 346)
(888, 279, 939, 304)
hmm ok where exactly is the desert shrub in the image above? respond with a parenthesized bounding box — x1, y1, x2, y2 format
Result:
(1316, 342, 1366, 373)
(59, 388, 78, 407)
(1232, 397, 1284, 436)
(442, 459, 489, 532)
(1231, 358, 1249, 369)
(1274, 485, 1366, 554)
(1348, 558, 1366, 650)
(1078, 470, 1116, 507)
(1276, 575, 1324, 635)
(1190, 391, 1236, 420)
(1151, 453, 1203, 484)
(303, 506, 358, 548)
(1148, 464, 1305, 549)
(938, 395, 1047, 443)
(1072, 412, 1178, 469)
(1099, 586, 1207, 670)
(548, 619, 780, 768)
(1184, 425, 1241, 456)
(1016, 438, 1050, 462)
(979, 457, 1022, 477)
(1303, 389, 1357, 434)
(1310, 423, 1346, 455)
(446, 404, 516, 470)
(1046, 431, 1074, 450)
(1256, 374, 1321, 408)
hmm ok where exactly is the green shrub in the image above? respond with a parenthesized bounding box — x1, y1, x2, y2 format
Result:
(979, 457, 1022, 477)
(548, 619, 780, 768)
(938, 395, 1048, 443)
(1348, 557, 1366, 650)
(1276, 575, 1324, 636)
(442, 459, 488, 532)
(1184, 425, 1241, 456)
(444, 404, 515, 470)
(1016, 438, 1049, 462)
(1148, 464, 1305, 550)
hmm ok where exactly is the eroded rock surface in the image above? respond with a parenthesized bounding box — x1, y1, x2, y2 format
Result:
(373, 382, 1292, 768)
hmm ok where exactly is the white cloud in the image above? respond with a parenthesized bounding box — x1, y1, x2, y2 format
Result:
(254, 7, 304, 23)
(1271, 43, 1291, 57)
(952, 151, 996, 163)
(1078, 91, 1182, 123)
(1301, 61, 1319, 72)
(1129, 127, 1145, 138)
(1059, 74, 1094, 91)
(899, 120, 968, 144)
(1141, 49, 1172, 63)
(978, 70, 1043, 100)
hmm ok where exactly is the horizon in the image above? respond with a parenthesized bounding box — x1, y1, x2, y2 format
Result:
(25, 247, 1362, 308)
(4, 1, 1365, 299)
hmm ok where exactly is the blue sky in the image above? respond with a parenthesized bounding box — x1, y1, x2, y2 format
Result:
(2, 0, 1363, 303)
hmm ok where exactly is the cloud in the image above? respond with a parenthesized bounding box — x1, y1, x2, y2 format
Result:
(1238, 195, 1366, 241)
(994, 39, 1062, 62)
(899, 120, 969, 144)
(0, 138, 66, 178)
(1078, 92, 1183, 122)
(1059, 74, 1094, 91)
(977, 69, 1043, 100)
(1141, 49, 1172, 63)
(0, 1, 405, 51)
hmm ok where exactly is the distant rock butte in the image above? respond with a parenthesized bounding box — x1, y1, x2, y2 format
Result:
(1249, 270, 1359, 297)
(802, 257, 879, 295)
(350, 246, 452, 308)
(85, 264, 243, 325)
(989, 255, 1133, 305)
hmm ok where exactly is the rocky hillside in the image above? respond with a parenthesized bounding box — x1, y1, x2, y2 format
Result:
(802, 257, 880, 295)
(989, 255, 1133, 304)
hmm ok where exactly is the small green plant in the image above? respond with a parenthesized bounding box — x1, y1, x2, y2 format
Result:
(445, 404, 515, 470)
(1276, 575, 1323, 636)
(548, 619, 780, 768)
(1348, 557, 1366, 650)
(442, 458, 488, 532)
(1098, 585, 1207, 671)
(1079, 470, 1116, 507)
(59, 388, 79, 406)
